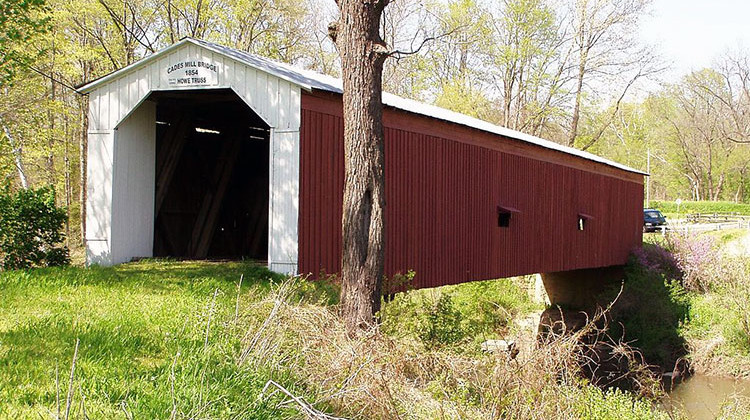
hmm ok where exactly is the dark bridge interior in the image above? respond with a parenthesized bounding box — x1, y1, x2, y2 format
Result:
(151, 89, 269, 260)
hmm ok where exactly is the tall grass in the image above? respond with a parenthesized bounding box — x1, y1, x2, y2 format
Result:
(238, 279, 671, 419)
(647, 230, 750, 378)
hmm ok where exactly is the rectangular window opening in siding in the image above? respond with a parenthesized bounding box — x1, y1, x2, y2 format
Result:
(497, 205, 520, 228)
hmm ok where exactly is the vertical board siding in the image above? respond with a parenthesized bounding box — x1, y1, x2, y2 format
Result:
(111, 101, 156, 264)
(85, 131, 114, 265)
(299, 93, 644, 290)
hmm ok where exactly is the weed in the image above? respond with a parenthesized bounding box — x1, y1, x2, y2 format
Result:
(416, 293, 466, 349)
(601, 248, 690, 369)
(240, 277, 671, 419)
(668, 233, 720, 293)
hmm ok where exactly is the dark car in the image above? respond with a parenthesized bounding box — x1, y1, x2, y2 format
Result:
(643, 208, 667, 232)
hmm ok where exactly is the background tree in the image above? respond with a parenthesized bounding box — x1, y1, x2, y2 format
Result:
(489, 0, 565, 133)
(565, 0, 656, 149)
(655, 70, 746, 201)
(0, 0, 50, 83)
(0, 0, 50, 191)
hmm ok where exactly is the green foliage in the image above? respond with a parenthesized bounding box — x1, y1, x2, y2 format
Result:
(0, 260, 298, 418)
(295, 274, 341, 306)
(659, 233, 750, 376)
(602, 248, 690, 367)
(575, 386, 671, 420)
(448, 276, 539, 334)
(650, 200, 750, 216)
(677, 256, 750, 376)
(0, 186, 69, 269)
(416, 293, 466, 349)
(380, 277, 540, 349)
(434, 77, 495, 120)
(0, 0, 50, 84)
(710, 257, 750, 354)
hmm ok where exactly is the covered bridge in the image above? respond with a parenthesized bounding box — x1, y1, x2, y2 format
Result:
(78, 38, 645, 295)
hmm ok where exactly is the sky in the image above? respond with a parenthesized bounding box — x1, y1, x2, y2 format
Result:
(639, 0, 750, 81)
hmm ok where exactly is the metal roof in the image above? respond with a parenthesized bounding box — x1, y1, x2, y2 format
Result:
(78, 37, 647, 176)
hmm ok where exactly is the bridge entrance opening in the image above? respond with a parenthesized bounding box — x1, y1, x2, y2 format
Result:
(151, 89, 269, 260)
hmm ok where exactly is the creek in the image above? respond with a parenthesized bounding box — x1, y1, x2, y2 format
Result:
(664, 374, 750, 419)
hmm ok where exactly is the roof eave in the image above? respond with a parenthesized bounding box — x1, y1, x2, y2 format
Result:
(76, 37, 315, 94)
(77, 39, 192, 94)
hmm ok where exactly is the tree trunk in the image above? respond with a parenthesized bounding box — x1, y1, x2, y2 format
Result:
(568, 46, 587, 147)
(64, 111, 72, 246)
(329, 0, 389, 332)
(2, 123, 29, 189)
(48, 72, 57, 186)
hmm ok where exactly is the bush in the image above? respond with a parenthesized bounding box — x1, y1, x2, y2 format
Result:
(380, 277, 539, 350)
(602, 245, 690, 368)
(667, 233, 720, 292)
(0, 186, 69, 269)
(714, 257, 750, 353)
(416, 293, 466, 349)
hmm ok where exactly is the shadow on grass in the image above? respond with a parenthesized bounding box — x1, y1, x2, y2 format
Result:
(0, 259, 285, 294)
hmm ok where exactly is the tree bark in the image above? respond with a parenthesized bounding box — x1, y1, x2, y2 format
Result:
(48, 48, 58, 186)
(329, 0, 389, 332)
(2, 123, 29, 189)
(568, 45, 587, 147)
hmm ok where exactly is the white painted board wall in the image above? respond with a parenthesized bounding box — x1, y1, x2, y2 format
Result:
(85, 41, 301, 273)
(111, 101, 155, 264)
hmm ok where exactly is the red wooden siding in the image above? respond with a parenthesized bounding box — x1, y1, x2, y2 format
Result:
(299, 91, 644, 290)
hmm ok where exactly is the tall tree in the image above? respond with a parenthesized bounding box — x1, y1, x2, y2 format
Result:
(649, 70, 746, 201)
(328, 0, 389, 332)
(490, 0, 565, 132)
(0, 0, 49, 189)
(429, 0, 494, 120)
(565, 0, 653, 148)
(0, 0, 50, 84)
(706, 52, 750, 144)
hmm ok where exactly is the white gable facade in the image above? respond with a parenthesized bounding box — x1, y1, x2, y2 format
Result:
(80, 38, 302, 273)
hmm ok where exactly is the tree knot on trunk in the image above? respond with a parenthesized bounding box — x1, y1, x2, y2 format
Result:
(327, 21, 339, 44)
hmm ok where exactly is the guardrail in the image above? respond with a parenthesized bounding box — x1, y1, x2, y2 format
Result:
(686, 212, 750, 223)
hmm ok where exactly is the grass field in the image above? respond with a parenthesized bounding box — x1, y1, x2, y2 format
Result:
(0, 260, 304, 419)
(0, 260, 678, 419)
(650, 200, 750, 216)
